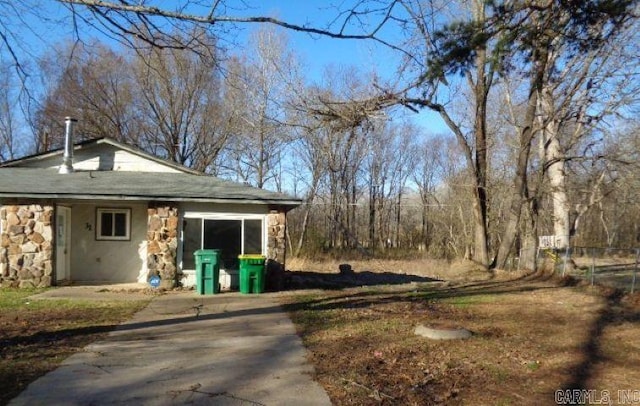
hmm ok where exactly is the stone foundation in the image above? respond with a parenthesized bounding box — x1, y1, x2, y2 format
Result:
(147, 203, 179, 289)
(0, 204, 54, 288)
(267, 212, 286, 263)
(266, 211, 287, 291)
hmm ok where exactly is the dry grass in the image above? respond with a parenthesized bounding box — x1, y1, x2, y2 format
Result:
(280, 260, 640, 405)
(2, 261, 639, 406)
(0, 290, 149, 405)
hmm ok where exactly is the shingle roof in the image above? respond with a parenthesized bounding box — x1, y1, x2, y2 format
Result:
(0, 168, 301, 208)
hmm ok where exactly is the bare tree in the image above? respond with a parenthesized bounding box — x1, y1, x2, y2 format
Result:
(398, 1, 531, 268)
(541, 24, 639, 250)
(412, 134, 451, 253)
(33, 31, 235, 171)
(2, 0, 639, 262)
(364, 120, 417, 249)
(34, 42, 139, 150)
(491, 1, 637, 268)
(287, 123, 326, 257)
(132, 30, 230, 171)
(221, 27, 298, 189)
(0, 61, 21, 161)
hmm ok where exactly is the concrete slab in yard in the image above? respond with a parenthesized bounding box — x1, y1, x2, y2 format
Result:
(10, 291, 332, 406)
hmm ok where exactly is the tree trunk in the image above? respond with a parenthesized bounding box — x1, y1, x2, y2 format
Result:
(396, 187, 402, 248)
(472, 187, 489, 265)
(369, 184, 376, 249)
(546, 129, 571, 250)
(494, 121, 536, 269)
(294, 205, 312, 257)
(536, 81, 572, 250)
(495, 49, 549, 269)
(520, 199, 539, 271)
(472, 46, 490, 266)
(428, 99, 490, 266)
(422, 202, 429, 252)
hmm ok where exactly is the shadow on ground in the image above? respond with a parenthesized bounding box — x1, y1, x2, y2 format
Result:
(283, 268, 439, 290)
(560, 288, 640, 392)
(281, 270, 561, 312)
(279, 270, 640, 398)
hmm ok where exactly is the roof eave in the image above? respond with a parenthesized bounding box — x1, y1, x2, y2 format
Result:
(0, 192, 302, 207)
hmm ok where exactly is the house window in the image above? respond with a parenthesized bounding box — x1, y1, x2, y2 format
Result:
(96, 208, 131, 241)
(182, 215, 265, 270)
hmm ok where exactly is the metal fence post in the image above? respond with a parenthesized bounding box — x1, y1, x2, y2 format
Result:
(590, 248, 596, 286)
(632, 249, 638, 294)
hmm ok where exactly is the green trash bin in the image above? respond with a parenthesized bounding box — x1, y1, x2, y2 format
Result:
(194, 249, 221, 295)
(238, 254, 266, 294)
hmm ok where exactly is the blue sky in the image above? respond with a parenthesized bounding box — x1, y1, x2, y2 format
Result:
(234, 2, 450, 136)
(5, 1, 448, 136)
(236, 2, 391, 78)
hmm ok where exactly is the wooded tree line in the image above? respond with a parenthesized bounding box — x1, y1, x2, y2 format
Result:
(1, 0, 639, 268)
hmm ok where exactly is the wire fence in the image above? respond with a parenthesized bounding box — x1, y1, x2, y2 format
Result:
(537, 246, 638, 293)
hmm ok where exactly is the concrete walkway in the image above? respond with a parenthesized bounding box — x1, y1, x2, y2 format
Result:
(10, 291, 332, 406)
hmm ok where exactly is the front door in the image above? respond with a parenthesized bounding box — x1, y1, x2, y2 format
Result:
(56, 206, 71, 282)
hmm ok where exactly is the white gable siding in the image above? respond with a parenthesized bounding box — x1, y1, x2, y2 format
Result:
(72, 149, 182, 172)
(13, 143, 183, 173)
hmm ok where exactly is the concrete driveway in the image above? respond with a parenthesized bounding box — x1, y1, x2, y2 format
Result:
(10, 289, 332, 405)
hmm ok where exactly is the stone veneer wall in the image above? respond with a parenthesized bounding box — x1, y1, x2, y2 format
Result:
(0, 204, 54, 288)
(146, 203, 179, 289)
(267, 212, 286, 263)
(266, 211, 287, 291)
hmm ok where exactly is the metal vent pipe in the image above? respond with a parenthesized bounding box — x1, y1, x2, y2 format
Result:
(58, 117, 77, 174)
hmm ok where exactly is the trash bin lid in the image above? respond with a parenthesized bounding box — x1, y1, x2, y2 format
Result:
(195, 249, 221, 255)
(238, 254, 266, 259)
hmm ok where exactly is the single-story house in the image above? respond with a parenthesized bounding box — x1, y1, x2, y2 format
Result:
(0, 130, 301, 289)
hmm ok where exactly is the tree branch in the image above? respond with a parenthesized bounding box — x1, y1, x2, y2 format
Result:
(57, 0, 412, 58)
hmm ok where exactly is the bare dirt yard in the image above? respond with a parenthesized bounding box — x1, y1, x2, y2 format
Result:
(279, 258, 640, 405)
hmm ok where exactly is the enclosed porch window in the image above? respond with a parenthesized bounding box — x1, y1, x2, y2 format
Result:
(181, 215, 265, 270)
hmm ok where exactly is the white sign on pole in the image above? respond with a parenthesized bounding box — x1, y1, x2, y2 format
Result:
(539, 235, 558, 249)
